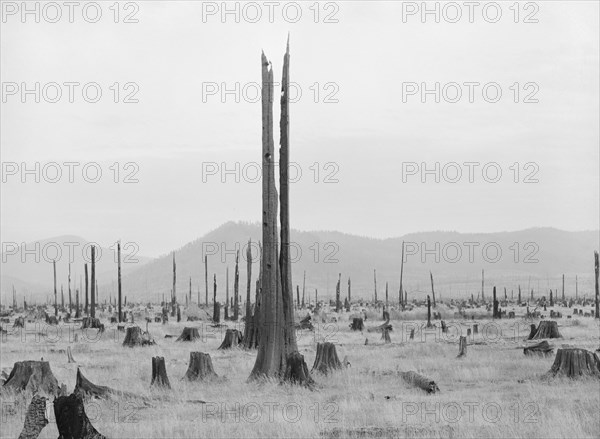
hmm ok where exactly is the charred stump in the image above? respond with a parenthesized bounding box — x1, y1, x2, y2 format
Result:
(283, 351, 314, 388)
(184, 352, 218, 381)
(150, 356, 170, 388)
(18, 395, 48, 439)
(54, 392, 106, 439)
(218, 329, 242, 349)
(457, 336, 467, 358)
(524, 341, 553, 356)
(400, 371, 439, 394)
(3, 361, 59, 396)
(381, 327, 391, 344)
(547, 348, 600, 378)
(350, 317, 364, 331)
(311, 342, 342, 375)
(176, 327, 201, 342)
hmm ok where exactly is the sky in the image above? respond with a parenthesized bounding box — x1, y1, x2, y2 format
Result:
(1, 1, 599, 258)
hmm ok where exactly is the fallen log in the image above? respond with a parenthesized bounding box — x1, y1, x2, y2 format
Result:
(523, 341, 553, 356)
(399, 371, 439, 394)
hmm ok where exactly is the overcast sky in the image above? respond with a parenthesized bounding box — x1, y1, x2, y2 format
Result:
(1, 1, 598, 257)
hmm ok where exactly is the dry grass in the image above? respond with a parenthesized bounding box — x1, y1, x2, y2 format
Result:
(0, 307, 598, 438)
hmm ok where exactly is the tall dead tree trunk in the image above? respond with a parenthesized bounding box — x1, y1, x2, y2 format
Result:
(90, 246, 96, 318)
(245, 239, 253, 319)
(225, 266, 229, 320)
(296, 285, 300, 309)
(212, 274, 219, 323)
(399, 241, 404, 308)
(518, 285, 521, 303)
(250, 41, 300, 381)
(493, 286, 499, 319)
(335, 273, 341, 312)
(68, 264, 72, 315)
(61, 285, 64, 313)
(234, 250, 240, 320)
(204, 255, 208, 306)
(84, 263, 88, 316)
(457, 336, 467, 358)
(429, 271, 436, 308)
(117, 242, 122, 323)
(373, 269, 377, 303)
(75, 289, 80, 318)
(595, 251, 599, 320)
(302, 270, 306, 307)
(53, 260, 58, 316)
(562, 274, 565, 302)
(426, 295, 432, 328)
(385, 281, 389, 309)
(348, 277, 351, 304)
(171, 253, 176, 317)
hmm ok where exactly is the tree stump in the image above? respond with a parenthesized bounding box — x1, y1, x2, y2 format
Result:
(18, 395, 48, 439)
(218, 329, 242, 349)
(54, 392, 106, 439)
(122, 326, 155, 347)
(457, 336, 467, 358)
(547, 348, 600, 378)
(296, 314, 314, 330)
(176, 327, 200, 342)
(409, 328, 415, 340)
(311, 342, 342, 374)
(213, 302, 221, 323)
(150, 356, 170, 388)
(530, 321, 561, 339)
(67, 347, 76, 364)
(81, 317, 103, 331)
(399, 371, 439, 393)
(283, 351, 314, 388)
(381, 327, 391, 344)
(523, 341, 553, 356)
(527, 324, 537, 340)
(441, 320, 447, 333)
(466, 328, 471, 337)
(242, 312, 259, 349)
(473, 324, 478, 335)
(349, 317, 364, 331)
(183, 352, 218, 381)
(3, 361, 59, 396)
(74, 368, 114, 399)
(14, 316, 25, 328)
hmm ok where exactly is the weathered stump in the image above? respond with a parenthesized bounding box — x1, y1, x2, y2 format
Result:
(242, 312, 259, 349)
(547, 348, 600, 378)
(176, 327, 200, 342)
(14, 316, 25, 328)
(54, 392, 106, 439)
(466, 328, 472, 337)
(457, 336, 467, 358)
(81, 317, 103, 331)
(67, 347, 76, 364)
(381, 327, 391, 344)
(527, 324, 537, 340)
(122, 326, 155, 347)
(409, 328, 415, 340)
(441, 320, 447, 333)
(183, 352, 218, 381)
(350, 317, 364, 331)
(218, 329, 242, 349)
(311, 342, 342, 374)
(400, 371, 439, 393)
(524, 341, 553, 356)
(283, 351, 314, 388)
(530, 321, 561, 339)
(150, 356, 170, 388)
(473, 324, 478, 335)
(3, 361, 59, 396)
(74, 368, 114, 399)
(18, 395, 48, 439)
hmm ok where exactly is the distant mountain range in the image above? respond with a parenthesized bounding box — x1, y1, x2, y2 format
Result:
(2, 224, 598, 304)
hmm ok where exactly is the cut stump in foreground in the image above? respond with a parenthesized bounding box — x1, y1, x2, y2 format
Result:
(122, 326, 155, 347)
(176, 327, 200, 342)
(399, 371, 439, 394)
(54, 392, 106, 439)
(283, 351, 314, 388)
(18, 395, 48, 439)
(311, 342, 342, 375)
(349, 318, 364, 331)
(546, 348, 600, 378)
(530, 321, 561, 339)
(150, 356, 170, 388)
(183, 352, 218, 381)
(3, 361, 59, 396)
(218, 329, 242, 350)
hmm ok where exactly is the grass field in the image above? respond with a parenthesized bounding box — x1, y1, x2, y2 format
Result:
(1, 305, 599, 438)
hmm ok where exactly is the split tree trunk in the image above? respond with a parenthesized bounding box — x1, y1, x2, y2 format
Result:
(400, 371, 440, 393)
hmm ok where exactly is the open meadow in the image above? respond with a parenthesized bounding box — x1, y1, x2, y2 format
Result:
(1, 304, 599, 439)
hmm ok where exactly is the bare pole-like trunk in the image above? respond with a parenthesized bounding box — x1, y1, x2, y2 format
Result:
(68, 263, 72, 315)
(562, 274, 565, 302)
(348, 277, 351, 303)
(234, 250, 240, 320)
(399, 241, 405, 308)
(335, 273, 341, 312)
(373, 269, 377, 303)
(429, 271, 436, 308)
(225, 266, 230, 319)
(61, 285, 64, 312)
(53, 260, 58, 316)
(518, 284, 521, 303)
(118, 241, 122, 322)
(301, 270, 306, 308)
(172, 253, 176, 316)
(385, 281, 389, 309)
(278, 37, 297, 358)
(75, 289, 80, 318)
(90, 246, 96, 318)
(594, 251, 599, 319)
(84, 263, 89, 316)
(481, 269, 485, 303)
(251, 51, 282, 380)
(205, 255, 208, 305)
(576, 275, 578, 300)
